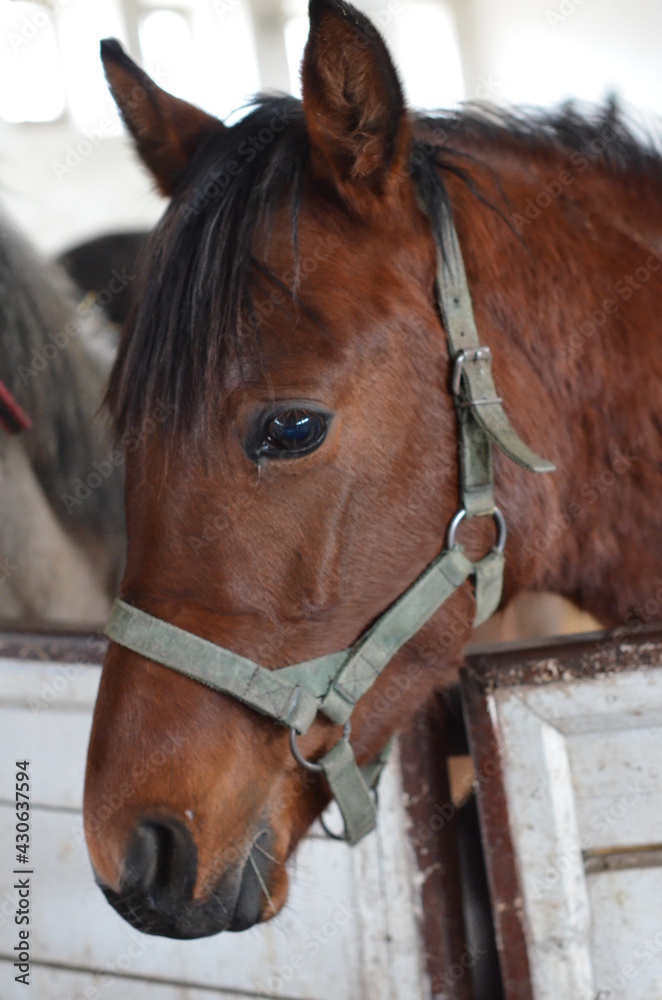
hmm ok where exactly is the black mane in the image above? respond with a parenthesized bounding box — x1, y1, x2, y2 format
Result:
(107, 96, 662, 438)
(107, 97, 309, 440)
(425, 100, 662, 176)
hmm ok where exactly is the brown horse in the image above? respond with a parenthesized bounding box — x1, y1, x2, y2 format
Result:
(84, 0, 662, 939)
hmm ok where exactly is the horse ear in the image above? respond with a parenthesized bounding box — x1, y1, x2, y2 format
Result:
(301, 0, 409, 210)
(100, 39, 225, 196)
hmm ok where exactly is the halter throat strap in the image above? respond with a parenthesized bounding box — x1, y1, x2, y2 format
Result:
(104, 195, 554, 846)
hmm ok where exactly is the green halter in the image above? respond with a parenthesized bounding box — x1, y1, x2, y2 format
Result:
(105, 197, 554, 845)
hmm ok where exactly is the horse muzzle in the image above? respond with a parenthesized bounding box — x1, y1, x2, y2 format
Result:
(96, 817, 277, 937)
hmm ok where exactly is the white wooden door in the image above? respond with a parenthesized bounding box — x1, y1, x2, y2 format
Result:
(484, 662, 662, 1000)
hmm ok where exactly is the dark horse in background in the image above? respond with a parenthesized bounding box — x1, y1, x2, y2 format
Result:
(0, 213, 125, 623)
(84, 0, 662, 940)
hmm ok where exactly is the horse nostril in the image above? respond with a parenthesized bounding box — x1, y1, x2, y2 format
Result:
(123, 818, 197, 904)
(100, 822, 278, 937)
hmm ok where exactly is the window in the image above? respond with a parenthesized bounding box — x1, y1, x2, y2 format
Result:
(0, 3, 66, 123)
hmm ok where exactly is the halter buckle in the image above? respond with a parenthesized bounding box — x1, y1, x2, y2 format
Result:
(452, 346, 492, 397)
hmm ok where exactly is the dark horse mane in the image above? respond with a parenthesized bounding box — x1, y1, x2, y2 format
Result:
(107, 96, 662, 439)
(428, 100, 662, 176)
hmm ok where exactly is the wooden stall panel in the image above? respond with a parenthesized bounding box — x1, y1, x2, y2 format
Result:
(472, 659, 662, 1000)
(489, 688, 594, 1000)
(567, 727, 662, 850)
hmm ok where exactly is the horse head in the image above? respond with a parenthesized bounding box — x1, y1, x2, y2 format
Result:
(84, 0, 553, 937)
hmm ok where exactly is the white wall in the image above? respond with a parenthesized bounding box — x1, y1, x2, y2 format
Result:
(0, 117, 164, 255)
(447, 0, 662, 113)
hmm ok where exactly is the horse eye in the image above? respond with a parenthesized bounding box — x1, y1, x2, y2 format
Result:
(259, 408, 327, 458)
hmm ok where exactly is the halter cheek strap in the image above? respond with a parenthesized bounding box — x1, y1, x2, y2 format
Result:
(104, 196, 554, 846)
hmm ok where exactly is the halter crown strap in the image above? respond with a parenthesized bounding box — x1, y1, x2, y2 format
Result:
(317, 547, 473, 723)
(434, 202, 554, 519)
(104, 194, 555, 846)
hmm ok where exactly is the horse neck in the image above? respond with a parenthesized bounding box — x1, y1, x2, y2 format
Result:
(447, 149, 662, 628)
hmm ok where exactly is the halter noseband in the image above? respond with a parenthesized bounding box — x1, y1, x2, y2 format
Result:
(105, 196, 554, 845)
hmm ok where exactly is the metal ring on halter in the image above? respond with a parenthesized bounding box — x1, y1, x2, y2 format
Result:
(289, 721, 352, 774)
(446, 505, 507, 554)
